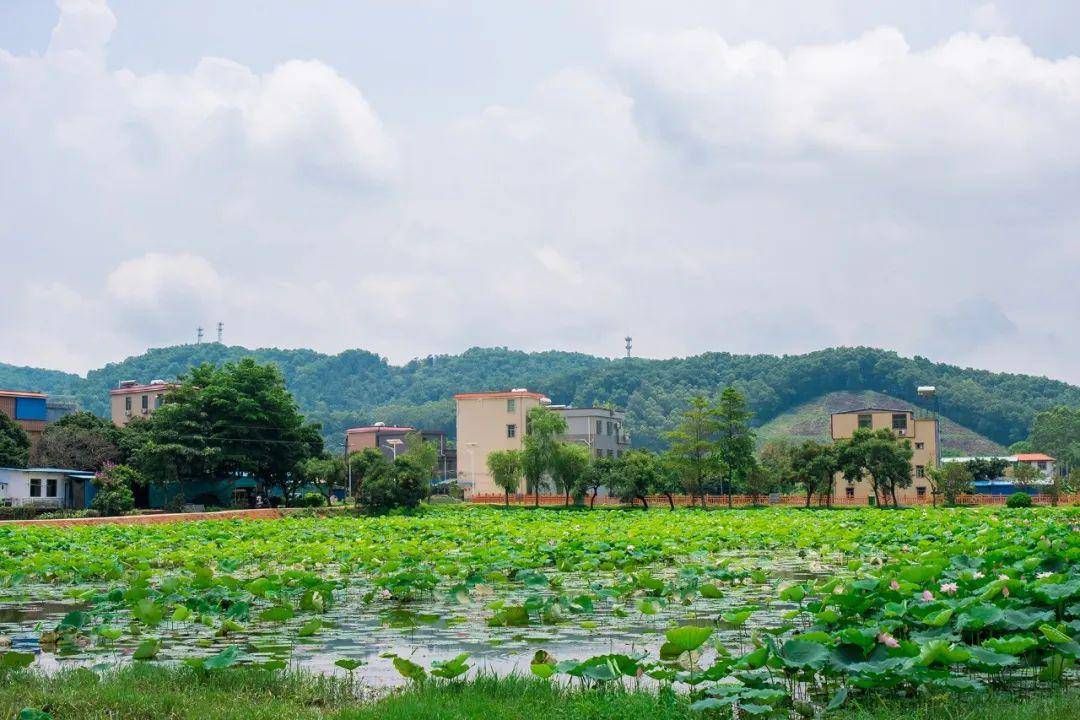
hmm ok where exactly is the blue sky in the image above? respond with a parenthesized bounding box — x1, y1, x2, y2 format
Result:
(2, 1, 1079, 383)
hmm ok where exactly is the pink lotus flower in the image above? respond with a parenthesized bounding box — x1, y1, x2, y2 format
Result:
(877, 632, 900, 648)
(889, 580, 900, 591)
(1002, 586, 1010, 598)
(972, 571, 985, 580)
(940, 582, 958, 595)
(998, 574, 1009, 581)
(921, 590, 934, 601)
(1036, 571, 1053, 579)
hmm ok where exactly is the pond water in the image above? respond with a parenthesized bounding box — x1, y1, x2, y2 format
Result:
(0, 550, 838, 686)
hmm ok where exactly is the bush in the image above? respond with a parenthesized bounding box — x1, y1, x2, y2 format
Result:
(1006, 492, 1032, 508)
(92, 483, 134, 516)
(297, 492, 327, 508)
(37, 509, 100, 520)
(0, 506, 39, 521)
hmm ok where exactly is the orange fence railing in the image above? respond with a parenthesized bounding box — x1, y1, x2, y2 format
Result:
(467, 492, 1080, 508)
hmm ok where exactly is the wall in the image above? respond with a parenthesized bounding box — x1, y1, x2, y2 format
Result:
(456, 394, 541, 495)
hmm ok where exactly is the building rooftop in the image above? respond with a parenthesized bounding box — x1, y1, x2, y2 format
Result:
(454, 389, 549, 401)
(108, 381, 177, 395)
(0, 467, 96, 477)
(0, 389, 47, 399)
(1015, 453, 1055, 462)
(346, 426, 415, 434)
(833, 407, 912, 415)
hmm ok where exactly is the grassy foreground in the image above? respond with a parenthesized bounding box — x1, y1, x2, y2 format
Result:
(1, 667, 1078, 720)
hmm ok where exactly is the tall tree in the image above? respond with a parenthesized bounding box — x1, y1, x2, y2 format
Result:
(31, 412, 122, 471)
(926, 461, 973, 506)
(790, 440, 837, 507)
(403, 430, 439, 482)
(654, 454, 684, 510)
(1028, 405, 1080, 474)
(486, 449, 522, 506)
(714, 386, 756, 507)
(575, 455, 615, 509)
(837, 428, 913, 508)
(610, 450, 657, 510)
(520, 405, 568, 507)
(551, 443, 591, 506)
(0, 413, 31, 468)
(758, 438, 797, 493)
(297, 455, 346, 505)
(126, 359, 323, 505)
(664, 396, 719, 507)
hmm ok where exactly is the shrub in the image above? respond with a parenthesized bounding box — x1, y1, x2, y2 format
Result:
(0, 506, 39, 521)
(297, 492, 327, 508)
(91, 464, 142, 516)
(37, 509, 100, 520)
(1006, 492, 1032, 508)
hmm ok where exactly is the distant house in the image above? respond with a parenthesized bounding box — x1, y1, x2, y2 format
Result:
(830, 408, 940, 504)
(346, 424, 456, 481)
(943, 453, 1056, 494)
(109, 380, 177, 427)
(0, 467, 96, 509)
(0, 389, 48, 448)
(548, 406, 631, 460)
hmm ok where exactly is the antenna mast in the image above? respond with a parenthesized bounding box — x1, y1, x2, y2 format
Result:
(196, 326, 203, 344)
(624, 335, 632, 358)
(217, 322, 223, 343)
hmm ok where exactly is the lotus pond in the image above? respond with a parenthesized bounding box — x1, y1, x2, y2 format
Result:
(2, 505, 1079, 716)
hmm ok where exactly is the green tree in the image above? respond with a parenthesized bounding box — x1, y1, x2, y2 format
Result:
(31, 412, 124, 471)
(664, 396, 719, 507)
(837, 428, 913, 508)
(297, 455, 346, 505)
(758, 438, 797, 493)
(609, 450, 657, 509)
(0, 413, 31, 468)
(91, 464, 143, 516)
(654, 454, 684, 510)
(964, 457, 1010, 483)
(714, 386, 756, 507)
(403, 430, 439, 483)
(126, 359, 323, 506)
(520, 405, 568, 507)
(551, 443, 591, 506)
(575, 455, 615, 509)
(790, 441, 838, 507)
(1010, 461, 1042, 491)
(927, 461, 973, 506)
(393, 454, 431, 509)
(1028, 405, 1080, 474)
(486, 449, 522, 506)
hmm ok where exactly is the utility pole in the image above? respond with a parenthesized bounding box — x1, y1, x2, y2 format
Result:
(196, 326, 203, 344)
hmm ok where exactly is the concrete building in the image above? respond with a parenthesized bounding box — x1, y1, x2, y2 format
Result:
(454, 389, 549, 495)
(109, 380, 176, 426)
(549, 406, 630, 459)
(830, 408, 940, 503)
(0, 467, 96, 509)
(0, 390, 48, 447)
(346, 424, 456, 480)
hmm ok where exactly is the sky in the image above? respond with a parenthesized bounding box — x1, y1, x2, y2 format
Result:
(1, 1, 1079, 383)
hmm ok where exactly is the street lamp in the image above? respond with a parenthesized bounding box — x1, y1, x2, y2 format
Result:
(385, 438, 404, 460)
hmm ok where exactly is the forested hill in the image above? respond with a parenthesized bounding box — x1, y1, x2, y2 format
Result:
(2, 344, 1078, 450)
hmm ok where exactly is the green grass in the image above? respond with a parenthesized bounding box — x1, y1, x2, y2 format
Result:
(2, 666, 1078, 720)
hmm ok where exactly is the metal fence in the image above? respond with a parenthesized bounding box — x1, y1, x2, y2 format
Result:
(468, 493, 1080, 508)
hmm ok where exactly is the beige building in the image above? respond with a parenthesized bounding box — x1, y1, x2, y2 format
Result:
(830, 408, 940, 504)
(454, 389, 549, 495)
(109, 380, 176, 426)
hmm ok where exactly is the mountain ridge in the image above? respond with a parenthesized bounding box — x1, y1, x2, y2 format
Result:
(2, 344, 1077, 450)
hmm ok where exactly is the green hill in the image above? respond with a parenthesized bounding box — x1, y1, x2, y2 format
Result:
(1, 344, 1077, 450)
(755, 390, 1006, 456)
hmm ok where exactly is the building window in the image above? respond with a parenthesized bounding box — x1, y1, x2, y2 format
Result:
(845, 486, 855, 499)
(155, 394, 163, 408)
(46, 478, 58, 497)
(915, 465, 925, 478)
(1037, 461, 1047, 470)
(29, 479, 41, 497)
(125, 396, 132, 411)
(596, 449, 603, 458)
(596, 420, 603, 435)
(506, 424, 516, 439)
(892, 413, 908, 431)
(606, 421, 613, 436)
(141, 395, 149, 411)
(915, 442, 924, 450)
(916, 486, 926, 497)
(857, 414, 872, 429)
(506, 398, 516, 413)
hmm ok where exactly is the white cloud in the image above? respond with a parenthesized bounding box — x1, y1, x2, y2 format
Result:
(2, 2, 1080, 386)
